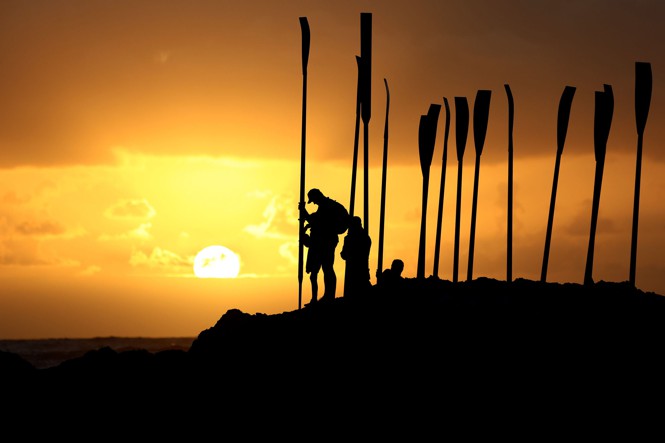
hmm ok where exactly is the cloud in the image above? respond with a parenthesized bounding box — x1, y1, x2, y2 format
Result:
(104, 199, 156, 220)
(98, 222, 153, 241)
(129, 247, 193, 273)
(13, 220, 86, 239)
(244, 194, 298, 240)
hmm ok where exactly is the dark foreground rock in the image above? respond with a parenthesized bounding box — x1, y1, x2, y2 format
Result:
(4, 277, 665, 425)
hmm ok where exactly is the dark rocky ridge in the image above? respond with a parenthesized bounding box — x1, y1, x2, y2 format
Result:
(4, 277, 665, 415)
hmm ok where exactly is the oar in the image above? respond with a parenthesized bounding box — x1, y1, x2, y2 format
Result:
(417, 103, 441, 279)
(377, 78, 390, 281)
(453, 97, 469, 283)
(630, 61, 652, 287)
(349, 56, 362, 218)
(344, 56, 361, 297)
(433, 97, 451, 279)
(467, 90, 491, 282)
(504, 85, 514, 283)
(541, 85, 576, 282)
(584, 84, 613, 286)
(297, 17, 310, 310)
(360, 12, 372, 230)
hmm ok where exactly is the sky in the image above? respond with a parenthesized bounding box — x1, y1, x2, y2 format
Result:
(1, 0, 664, 339)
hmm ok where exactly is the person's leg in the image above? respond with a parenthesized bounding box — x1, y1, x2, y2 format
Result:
(309, 271, 318, 303)
(321, 247, 336, 299)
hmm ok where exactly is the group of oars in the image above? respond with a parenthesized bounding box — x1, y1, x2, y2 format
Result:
(417, 62, 652, 288)
(297, 15, 653, 310)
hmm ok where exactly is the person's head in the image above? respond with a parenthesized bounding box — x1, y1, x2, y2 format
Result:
(391, 259, 404, 276)
(307, 188, 324, 205)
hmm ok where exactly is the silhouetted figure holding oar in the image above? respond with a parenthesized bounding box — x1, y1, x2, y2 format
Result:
(584, 84, 613, 286)
(299, 188, 346, 304)
(341, 216, 372, 298)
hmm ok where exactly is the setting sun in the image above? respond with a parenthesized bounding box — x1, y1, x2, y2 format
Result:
(193, 245, 241, 279)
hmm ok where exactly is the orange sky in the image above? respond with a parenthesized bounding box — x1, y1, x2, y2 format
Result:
(1, 0, 664, 339)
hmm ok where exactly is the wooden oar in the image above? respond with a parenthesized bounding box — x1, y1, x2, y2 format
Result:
(360, 12, 372, 230)
(297, 17, 310, 310)
(630, 61, 652, 287)
(467, 90, 491, 282)
(377, 78, 390, 281)
(433, 97, 451, 278)
(584, 84, 613, 286)
(417, 104, 441, 279)
(541, 85, 576, 282)
(453, 97, 469, 283)
(504, 85, 514, 283)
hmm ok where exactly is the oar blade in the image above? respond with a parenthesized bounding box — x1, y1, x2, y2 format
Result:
(635, 61, 652, 135)
(454, 97, 469, 162)
(557, 86, 576, 155)
(473, 90, 492, 156)
(418, 103, 441, 174)
(593, 84, 614, 163)
(299, 17, 310, 74)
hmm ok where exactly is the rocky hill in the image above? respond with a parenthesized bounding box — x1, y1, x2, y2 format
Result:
(3, 277, 665, 422)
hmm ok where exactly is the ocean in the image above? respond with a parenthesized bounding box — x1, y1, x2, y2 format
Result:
(0, 337, 196, 369)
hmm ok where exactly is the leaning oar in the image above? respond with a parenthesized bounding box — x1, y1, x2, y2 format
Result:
(297, 17, 310, 310)
(417, 103, 441, 279)
(344, 55, 362, 297)
(504, 85, 514, 283)
(629, 61, 652, 287)
(541, 85, 576, 282)
(360, 12, 372, 230)
(377, 78, 390, 281)
(467, 90, 491, 282)
(584, 84, 613, 286)
(433, 97, 451, 279)
(452, 97, 469, 283)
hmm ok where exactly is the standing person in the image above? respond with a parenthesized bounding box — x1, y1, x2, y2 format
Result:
(341, 216, 372, 298)
(298, 188, 345, 305)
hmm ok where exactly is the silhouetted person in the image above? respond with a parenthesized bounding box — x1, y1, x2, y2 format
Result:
(298, 188, 344, 305)
(379, 258, 404, 286)
(341, 215, 372, 298)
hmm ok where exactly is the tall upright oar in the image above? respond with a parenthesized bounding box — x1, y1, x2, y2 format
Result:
(433, 97, 451, 278)
(453, 97, 469, 283)
(349, 56, 362, 218)
(584, 84, 613, 286)
(630, 61, 652, 287)
(504, 85, 514, 283)
(467, 90, 491, 282)
(297, 17, 310, 310)
(377, 78, 390, 280)
(360, 12, 372, 230)
(541, 86, 576, 282)
(344, 56, 362, 297)
(417, 103, 442, 279)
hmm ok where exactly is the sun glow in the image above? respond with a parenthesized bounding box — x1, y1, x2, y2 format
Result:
(193, 245, 241, 278)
